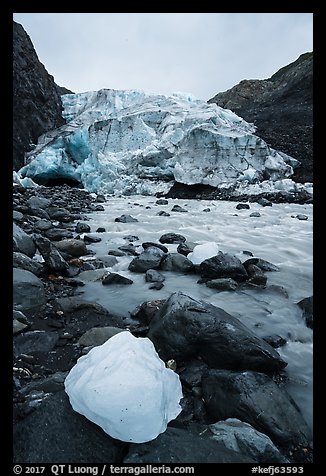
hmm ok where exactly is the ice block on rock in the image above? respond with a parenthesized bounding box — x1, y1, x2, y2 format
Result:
(64, 331, 183, 443)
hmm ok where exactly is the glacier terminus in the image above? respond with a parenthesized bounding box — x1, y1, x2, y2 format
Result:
(16, 89, 304, 196)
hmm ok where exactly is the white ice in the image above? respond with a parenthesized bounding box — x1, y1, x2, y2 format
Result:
(64, 331, 183, 443)
(17, 88, 303, 195)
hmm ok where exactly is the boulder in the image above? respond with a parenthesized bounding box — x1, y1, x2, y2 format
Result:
(44, 228, 74, 241)
(171, 204, 188, 213)
(115, 214, 138, 223)
(78, 327, 125, 347)
(160, 253, 194, 272)
(102, 272, 133, 285)
(243, 257, 280, 272)
(199, 252, 248, 282)
(13, 391, 126, 463)
(297, 296, 313, 329)
(148, 292, 287, 372)
(55, 239, 88, 258)
(145, 269, 165, 283)
(209, 418, 289, 463)
(13, 252, 43, 276)
(202, 369, 311, 448)
(142, 242, 169, 253)
(33, 234, 69, 272)
(75, 222, 91, 233)
(13, 223, 36, 258)
(205, 278, 238, 291)
(14, 330, 59, 355)
(177, 241, 196, 256)
(123, 426, 254, 463)
(129, 247, 165, 273)
(13, 268, 46, 316)
(159, 233, 186, 244)
(26, 196, 51, 209)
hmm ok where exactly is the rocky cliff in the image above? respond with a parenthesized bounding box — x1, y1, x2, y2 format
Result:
(13, 21, 72, 170)
(208, 53, 313, 182)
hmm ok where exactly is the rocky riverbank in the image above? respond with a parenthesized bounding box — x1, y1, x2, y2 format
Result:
(13, 184, 313, 464)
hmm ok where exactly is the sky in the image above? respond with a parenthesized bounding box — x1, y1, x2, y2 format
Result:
(12, 13, 313, 101)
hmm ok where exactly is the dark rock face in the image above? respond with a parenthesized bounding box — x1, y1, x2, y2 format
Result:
(13, 21, 67, 171)
(13, 391, 126, 463)
(208, 52, 313, 183)
(123, 426, 254, 463)
(148, 292, 287, 372)
(199, 252, 248, 282)
(297, 296, 313, 329)
(202, 369, 311, 449)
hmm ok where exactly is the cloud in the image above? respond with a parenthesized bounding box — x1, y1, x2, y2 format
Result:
(13, 13, 313, 100)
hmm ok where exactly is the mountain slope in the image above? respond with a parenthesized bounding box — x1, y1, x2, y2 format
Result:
(208, 53, 313, 182)
(13, 21, 71, 170)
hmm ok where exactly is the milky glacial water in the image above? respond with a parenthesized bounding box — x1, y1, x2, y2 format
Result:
(77, 196, 313, 432)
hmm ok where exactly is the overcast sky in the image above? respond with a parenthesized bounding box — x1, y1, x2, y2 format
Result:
(13, 13, 313, 101)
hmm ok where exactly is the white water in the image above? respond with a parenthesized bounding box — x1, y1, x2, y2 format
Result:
(76, 196, 313, 432)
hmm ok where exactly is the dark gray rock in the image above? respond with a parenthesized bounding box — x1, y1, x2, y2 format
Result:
(44, 228, 74, 241)
(47, 207, 73, 222)
(13, 21, 66, 171)
(13, 223, 36, 258)
(102, 272, 133, 285)
(130, 300, 165, 326)
(243, 258, 280, 272)
(157, 210, 170, 216)
(171, 204, 188, 213)
(13, 268, 46, 316)
(26, 196, 51, 210)
(160, 253, 194, 273)
(123, 235, 139, 242)
(13, 391, 126, 463)
(177, 241, 196, 256)
(95, 256, 118, 267)
(202, 208, 211, 212)
(202, 369, 311, 448)
(13, 252, 43, 276)
(20, 371, 68, 395)
(297, 296, 313, 329)
(263, 335, 287, 348)
(55, 239, 88, 258)
(258, 198, 273, 207)
(142, 242, 169, 253)
(179, 359, 209, 388)
(33, 219, 53, 231)
(128, 247, 165, 273)
(159, 233, 186, 244)
(14, 330, 59, 355)
(123, 426, 254, 463)
(296, 214, 308, 221)
(115, 214, 138, 223)
(96, 227, 106, 233)
(145, 269, 166, 283)
(236, 203, 250, 210)
(78, 327, 125, 347)
(209, 419, 289, 463)
(250, 212, 261, 218)
(200, 252, 248, 282)
(156, 199, 169, 205)
(75, 222, 91, 233)
(13, 210, 24, 221)
(149, 282, 164, 290)
(33, 234, 69, 272)
(118, 244, 139, 256)
(205, 278, 238, 291)
(83, 234, 102, 244)
(245, 263, 268, 287)
(148, 292, 287, 372)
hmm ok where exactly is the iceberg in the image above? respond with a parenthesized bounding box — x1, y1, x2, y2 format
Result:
(17, 88, 299, 195)
(64, 331, 183, 443)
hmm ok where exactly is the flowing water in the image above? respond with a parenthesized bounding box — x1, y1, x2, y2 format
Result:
(76, 196, 313, 432)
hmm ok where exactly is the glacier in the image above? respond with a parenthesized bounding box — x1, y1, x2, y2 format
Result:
(17, 88, 300, 195)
